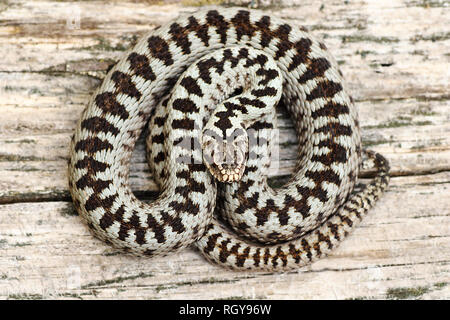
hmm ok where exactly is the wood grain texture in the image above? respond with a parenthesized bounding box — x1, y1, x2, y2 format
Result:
(0, 0, 449, 300)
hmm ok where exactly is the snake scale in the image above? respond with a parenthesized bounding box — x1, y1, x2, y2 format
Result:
(68, 7, 390, 271)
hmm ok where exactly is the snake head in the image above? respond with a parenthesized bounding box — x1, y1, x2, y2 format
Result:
(202, 127, 248, 183)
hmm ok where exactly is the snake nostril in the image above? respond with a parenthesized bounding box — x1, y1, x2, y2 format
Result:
(68, 8, 390, 271)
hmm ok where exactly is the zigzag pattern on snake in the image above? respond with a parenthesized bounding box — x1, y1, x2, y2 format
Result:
(68, 8, 390, 271)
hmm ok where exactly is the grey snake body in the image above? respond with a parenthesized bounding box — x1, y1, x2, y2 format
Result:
(68, 8, 390, 271)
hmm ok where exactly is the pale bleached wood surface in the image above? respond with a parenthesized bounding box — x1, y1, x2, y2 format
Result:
(0, 0, 449, 300)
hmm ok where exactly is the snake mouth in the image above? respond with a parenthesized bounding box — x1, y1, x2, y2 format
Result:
(202, 129, 248, 183)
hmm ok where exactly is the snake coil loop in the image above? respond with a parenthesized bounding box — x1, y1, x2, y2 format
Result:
(68, 8, 389, 271)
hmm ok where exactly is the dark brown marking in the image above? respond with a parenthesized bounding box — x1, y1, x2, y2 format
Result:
(251, 87, 278, 97)
(263, 248, 271, 265)
(306, 80, 343, 101)
(318, 232, 333, 250)
(143, 249, 155, 256)
(75, 157, 109, 172)
(111, 71, 141, 100)
(169, 22, 192, 54)
(273, 247, 287, 267)
(288, 38, 313, 71)
(254, 16, 272, 47)
(316, 123, 353, 136)
(169, 198, 199, 216)
(253, 248, 261, 267)
(235, 246, 251, 268)
(172, 118, 195, 130)
(76, 176, 111, 194)
(273, 26, 293, 60)
(180, 76, 204, 97)
(154, 151, 165, 163)
(197, 57, 218, 84)
(127, 52, 156, 81)
(95, 92, 129, 120)
(170, 16, 210, 55)
(148, 36, 174, 66)
(151, 133, 165, 144)
(313, 234, 323, 257)
(160, 210, 186, 234)
(328, 222, 341, 241)
(206, 10, 229, 44)
(311, 102, 350, 119)
(172, 98, 200, 113)
(99, 205, 125, 231)
(146, 215, 166, 243)
(218, 239, 232, 263)
(231, 10, 256, 41)
(298, 58, 331, 84)
(135, 229, 146, 245)
(305, 169, 341, 187)
(238, 97, 266, 109)
(313, 139, 348, 164)
(85, 194, 116, 211)
(301, 239, 313, 261)
(153, 116, 166, 127)
(74, 137, 113, 154)
(203, 232, 220, 255)
(81, 117, 120, 136)
(256, 68, 279, 86)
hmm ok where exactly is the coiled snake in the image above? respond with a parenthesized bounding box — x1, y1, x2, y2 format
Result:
(68, 8, 390, 271)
